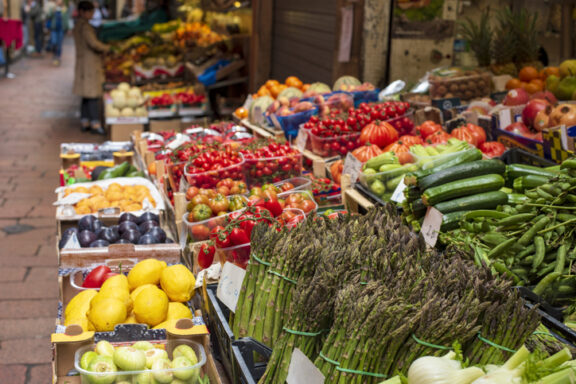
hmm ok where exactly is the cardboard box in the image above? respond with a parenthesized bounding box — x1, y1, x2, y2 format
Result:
(150, 119, 182, 133)
(543, 125, 576, 163)
(51, 320, 222, 384)
(491, 106, 547, 158)
(110, 123, 145, 142)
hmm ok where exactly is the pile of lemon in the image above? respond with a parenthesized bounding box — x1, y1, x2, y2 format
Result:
(64, 183, 157, 214)
(65, 259, 196, 332)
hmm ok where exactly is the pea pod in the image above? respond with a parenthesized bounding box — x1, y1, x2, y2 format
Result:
(532, 236, 546, 270)
(496, 213, 536, 228)
(518, 216, 550, 246)
(555, 245, 567, 274)
(533, 272, 561, 296)
(487, 238, 517, 259)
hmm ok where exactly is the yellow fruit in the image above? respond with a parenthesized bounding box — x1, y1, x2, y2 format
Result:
(127, 259, 166, 290)
(124, 314, 138, 324)
(87, 298, 127, 332)
(65, 290, 97, 319)
(64, 316, 95, 332)
(100, 274, 130, 293)
(152, 319, 180, 330)
(91, 290, 133, 313)
(130, 284, 157, 302)
(160, 265, 195, 303)
(133, 286, 169, 326)
(166, 302, 193, 320)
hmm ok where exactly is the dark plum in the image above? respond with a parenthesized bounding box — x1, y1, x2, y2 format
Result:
(99, 227, 119, 243)
(115, 239, 131, 244)
(139, 220, 159, 234)
(138, 234, 158, 244)
(119, 212, 138, 224)
(89, 239, 110, 247)
(139, 212, 159, 224)
(118, 221, 139, 234)
(78, 230, 98, 248)
(146, 227, 166, 243)
(121, 229, 141, 244)
(78, 215, 97, 232)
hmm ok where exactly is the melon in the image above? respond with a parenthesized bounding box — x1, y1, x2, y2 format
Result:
(135, 107, 147, 117)
(308, 82, 331, 94)
(112, 93, 127, 109)
(120, 107, 134, 117)
(127, 96, 141, 109)
(249, 95, 275, 122)
(128, 87, 141, 99)
(278, 87, 303, 100)
(117, 82, 131, 93)
(333, 76, 361, 91)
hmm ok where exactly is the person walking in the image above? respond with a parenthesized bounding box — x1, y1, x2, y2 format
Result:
(28, 0, 43, 56)
(46, 0, 69, 66)
(73, 0, 110, 134)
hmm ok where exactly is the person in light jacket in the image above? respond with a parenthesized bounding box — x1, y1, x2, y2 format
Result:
(46, 0, 70, 65)
(73, 0, 110, 134)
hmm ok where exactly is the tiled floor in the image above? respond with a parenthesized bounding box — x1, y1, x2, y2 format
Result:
(0, 37, 104, 383)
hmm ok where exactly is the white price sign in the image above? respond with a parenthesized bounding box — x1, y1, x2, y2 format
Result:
(287, 348, 325, 384)
(342, 152, 363, 184)
(421, 207, 443, 248)
(295, 129, 308, 152)
(216, 262, 246, 313)
(391, 179, 407, 204)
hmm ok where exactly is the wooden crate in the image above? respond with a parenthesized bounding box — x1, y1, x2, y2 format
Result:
(240, 119, 284, 139)
(340, 174, 375, 214)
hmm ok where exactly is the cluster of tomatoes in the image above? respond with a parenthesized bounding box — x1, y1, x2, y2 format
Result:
(175, 92, 205, 106)
(184, 149, 245, 189)
(240, 141, 302, 185)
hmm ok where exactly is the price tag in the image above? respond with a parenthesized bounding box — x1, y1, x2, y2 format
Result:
(391, 179, 407, 204)
(342, 152, 363, 184)
(295, 129, 308, 152)
(431, 97, 461, 111)
(287, 348, 325, 384)
(217, 262, 246, 313)
(421, 207, 443, 248)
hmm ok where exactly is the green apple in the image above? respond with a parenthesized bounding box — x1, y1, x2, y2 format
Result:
(86, 355, 117, 384)
(80, 351, 98, 370)
(172, 345, 198, 366)
(113, 347, 146, 371)
(133, 371, 152, 384)
(132, 341, 155, 351)
(95, 340, 115, 358)
(171, 356, 198, 381)
(151, 358, 173, 383)
(145, 348, 168, 369)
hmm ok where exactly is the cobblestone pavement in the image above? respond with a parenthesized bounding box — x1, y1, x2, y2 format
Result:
(0, 37, 104, 383)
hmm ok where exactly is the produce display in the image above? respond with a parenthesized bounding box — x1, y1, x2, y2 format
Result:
(146, 88, 206, 109)
(76, 339, 204, 383)
(239, 139, 302, 186)
(59, 212, 173, 249)
(64, 258, 195, 331)
(64, 182, 157, 215)
(428, 67, 492, 100)
(106, 83, 147, 118)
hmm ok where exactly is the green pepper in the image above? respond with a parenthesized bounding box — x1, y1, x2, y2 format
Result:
(192, 204, 213, 222)
(229, 195, 246, 212)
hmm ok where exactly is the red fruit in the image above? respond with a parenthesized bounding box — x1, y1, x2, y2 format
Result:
(198, 243, 216, 269)
(504, 122, 532, 137)
(503, 88, 530, 106)
(479, 141, 506, 158)
(530, 91, 557, 105)
(522, 99, 550, 129)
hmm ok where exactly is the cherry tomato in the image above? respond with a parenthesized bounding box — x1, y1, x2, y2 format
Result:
(198, 243, 215, 269)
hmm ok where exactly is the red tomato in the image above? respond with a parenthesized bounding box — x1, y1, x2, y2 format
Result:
(198, 243, 215, 269)
(479, 141, 507, 158)
(299, 199, 316, 213)
(426, 130, 452, 145)
(82, 265, 112, 288)
(465, 124, 487, 146)
(185, 187, 199, 201)
(398, 135, 423, 147)
(191, 224, 210, 241)
(451, 127, 478, 147)
(417, 121, 443, 139)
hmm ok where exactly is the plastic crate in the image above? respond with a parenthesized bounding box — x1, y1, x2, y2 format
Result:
(182, 196, 247, 243)
(243, 152, 303, 188)
(206, 285, 235, 379)
(273, 177, 312, 192)
(385, 110, 416, 136)
(498, 148, 556, 167)
(309, 130, 361, 158)
(184, 154, 246, 189)
(215, 243, 251, 270)
(231, 338, 272, 384)
(272, 107, 318, 140)
(277, 190, 318, 215)
(350, 89, 379, 107)
(358, 162, 419, 203)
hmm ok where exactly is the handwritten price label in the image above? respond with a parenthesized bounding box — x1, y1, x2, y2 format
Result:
(342, 152, 363, 184)
(287, 348, 325, 384)
(391, 179, 407, 204)
(295, 129, 309, 152)
(421, 207, 443, 248)
(217, 262, 246, 313)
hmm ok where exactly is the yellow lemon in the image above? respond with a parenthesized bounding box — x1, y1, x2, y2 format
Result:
(152, 319, 180, 330)
(127, 259, 166, 290)
(65, 289, 97, 319)
(91, 290, 133, 313)
(160, 265, 195, 303)
(100, 274, 130, 293)
(166, 302, 193, 320)
(124, 314, 138, 324)
(130, 284, 157, 302)
(133, 286, 168, 327)
(87, 297, 127, 332)
(64, 316, 95, 332)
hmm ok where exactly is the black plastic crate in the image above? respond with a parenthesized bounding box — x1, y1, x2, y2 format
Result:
(499, 148, 556, 167)
(354, 182, 388, 207)
(206, 284, 235, 379)
(231, 337, 272, 384)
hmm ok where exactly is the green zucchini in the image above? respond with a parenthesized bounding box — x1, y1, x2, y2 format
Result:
(506, 163, 558, 181)
(418, 159, 505, 191)
(507, 193, 528, 205)
(434, 191, 508, 214)
(405, 148, 483, 186)
(410, 199, 427, 218)
(513, 175, 549, 192)
(422, 174, 506, 206)
(441, 210, 470, 231)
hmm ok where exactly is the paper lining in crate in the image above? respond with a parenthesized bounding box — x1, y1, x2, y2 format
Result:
(54, 177, 165, 222)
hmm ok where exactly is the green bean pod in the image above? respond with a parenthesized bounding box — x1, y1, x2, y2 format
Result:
(518, 216, 550, 246)
(532, 236, 546, 270)
(555, 245, 567, 274)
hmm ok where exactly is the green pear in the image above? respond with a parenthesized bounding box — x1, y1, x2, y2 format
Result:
(547, 75, 560, 94)
(560, 60, 576, 77)
(556, 77, 576, 101)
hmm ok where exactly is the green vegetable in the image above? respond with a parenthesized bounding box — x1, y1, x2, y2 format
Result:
(405, 148, 483, 185)
(422, 174, 505, 206)
(513, 175, 550, 192)
(506, 163, 558, 181)
(370, 179, 386, 196)
(441, 211, 470, 231)
(418, 159, 505, 191)
(363, 152, 397, 171)
(434, 191, 508, 214)
(97, 162, 130, 180)
(532, 236, 546, 270)
(518, 216, 550, 246)
(533, 272, 561, 296)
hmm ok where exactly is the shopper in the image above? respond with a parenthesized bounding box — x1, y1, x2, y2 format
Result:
(46, 0, 69, 66)
(28, 0, 43, 56)
(73, 0, 110, 135)
(89, 1, 103, 29)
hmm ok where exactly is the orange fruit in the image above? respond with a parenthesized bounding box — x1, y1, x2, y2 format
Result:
(235, 107, 248, 119)
(525, 82, 541, 94)
(257, 86, 271, 97)
(302, 84, 310, 92)
(148, 162, 156, 176)
(285, 76, 303, 88)
(269, 85, 281, 98)
(530, 78, 545, 90)
(265, 80, 280, 89)
(519, 66, 539, 82)
(506, 78, 522, 90)
(543, 66, 560, 78)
